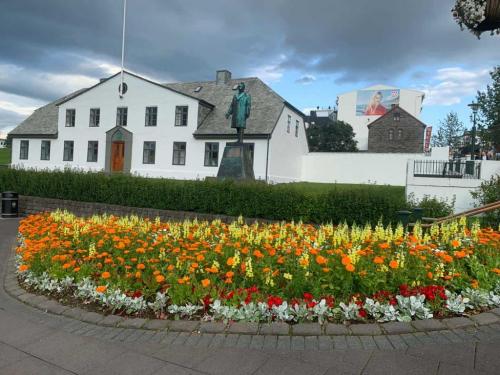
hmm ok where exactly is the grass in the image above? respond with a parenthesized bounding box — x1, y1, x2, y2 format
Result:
(0, 148, 11, 165)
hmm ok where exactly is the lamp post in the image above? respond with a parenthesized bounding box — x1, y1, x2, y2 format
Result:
(468, 102, 480, 160)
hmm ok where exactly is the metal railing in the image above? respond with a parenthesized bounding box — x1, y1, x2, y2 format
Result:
(413, 160, 481, 179)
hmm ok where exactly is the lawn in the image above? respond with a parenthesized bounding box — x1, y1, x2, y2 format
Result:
(0, 148, 11, 165)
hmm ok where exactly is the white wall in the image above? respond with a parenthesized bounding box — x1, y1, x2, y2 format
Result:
(337, 85, 425, 150)
(406, 160, 500, 213)
(300, 148, 448, 186)
(267, 106, 309, 183)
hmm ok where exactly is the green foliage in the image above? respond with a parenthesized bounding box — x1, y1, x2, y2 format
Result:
(431, 111, 465, 150)
(406, 194, 455, 219)
(476, 66, 500, 149)
(0, 148, 11, 165)
(471, 175, 500, 227)
(0, 168, 408, 225)
(306, 119, 358, 152)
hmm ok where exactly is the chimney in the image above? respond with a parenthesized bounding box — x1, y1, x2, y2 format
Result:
(216, 70, 232, 85)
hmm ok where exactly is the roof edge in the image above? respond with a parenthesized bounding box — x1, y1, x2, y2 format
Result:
(366, 106, 427, 129)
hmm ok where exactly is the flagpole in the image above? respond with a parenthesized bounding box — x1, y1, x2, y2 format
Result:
(119, 0, 127, 97)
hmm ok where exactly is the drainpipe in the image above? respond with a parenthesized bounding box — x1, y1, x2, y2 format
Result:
(265, 134, 270, 182)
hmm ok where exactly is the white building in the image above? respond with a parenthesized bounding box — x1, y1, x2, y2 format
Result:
(337, 85, 425, 150)
(9, 70, 309, 183)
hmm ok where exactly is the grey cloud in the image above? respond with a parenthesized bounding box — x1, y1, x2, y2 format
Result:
(0, 107, 26, 133)
(295, 75, 316, 84)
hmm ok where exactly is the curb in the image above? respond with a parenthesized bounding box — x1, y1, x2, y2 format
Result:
(4, 249, 500, 337)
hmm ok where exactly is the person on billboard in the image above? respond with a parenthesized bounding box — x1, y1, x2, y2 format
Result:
(364, 91, 387, 116)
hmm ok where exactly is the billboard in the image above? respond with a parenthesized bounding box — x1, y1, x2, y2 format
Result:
(356, 89, 400, 116)
(424, 126, 432, 152)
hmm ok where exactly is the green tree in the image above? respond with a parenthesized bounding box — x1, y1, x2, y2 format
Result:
(476, 66, 500, 149)
(306, 119, 358, 152)
(431, 112, 465, 150)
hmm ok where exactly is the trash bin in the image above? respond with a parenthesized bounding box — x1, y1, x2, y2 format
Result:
(412, 208, 423, 222)
(1, 191, 19, 218)
(396, 210, 412, 227)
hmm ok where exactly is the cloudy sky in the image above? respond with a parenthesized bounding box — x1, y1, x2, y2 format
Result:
(0, 0, 499, 136)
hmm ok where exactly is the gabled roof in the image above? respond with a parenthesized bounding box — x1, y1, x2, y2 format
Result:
(8, 88, 88, 138)
(367, 106, 427, 129)
(164, 78, 303, 137)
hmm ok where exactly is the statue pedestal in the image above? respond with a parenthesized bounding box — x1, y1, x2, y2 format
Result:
(217, 143, 255, 180)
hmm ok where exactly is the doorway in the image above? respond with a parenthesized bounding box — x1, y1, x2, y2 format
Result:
(111, 141, 125, 172)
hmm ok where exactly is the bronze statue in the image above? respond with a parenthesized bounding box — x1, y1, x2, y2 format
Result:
(225, 82, 251, 143)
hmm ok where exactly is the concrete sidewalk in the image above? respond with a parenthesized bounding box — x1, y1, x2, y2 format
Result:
(1, 217, 499, 374)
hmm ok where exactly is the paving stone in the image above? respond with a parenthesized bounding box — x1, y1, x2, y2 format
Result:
(143, 319, 170, 330)
(324, 323, 349, 335)
(168, 320, 200, 332)
(226, 321, 259, 334)
(442, 317, 475, 329)
(291, 335, 305, 350)
(159, 331, 179, 345)
(235, 333, 252, 348)
(80, 311, 105, 324)
(99, 314, 124, 327)
(221, 334, 239, 347)
(332, 335, 348, 350)
(373, 335, 394, 350)
(208, 333, 225, 348)
(411, 319, 446, 332)
(199, 321, 227, 333)
(304, 336, 319, 350)
(249, 335, 265, 350)
(195, 333, 215, 347)
(426, 330, 453, 344)
(111, 328, 135, 342)
(39, 300, 69, 315)
(407, 342, 476, 369)
(276, 335, 291, 351)
(318, 336, 333, 351)
(349, 323, 382, 336)
(262, 335, 278, 350)
(194, 347, 269, 375)
(260, 322, 289, 335)
(440, 330, 465, 343)
(184, 333, 202, 346)
(490, 307, 500, 317)
(381, 321, 414, 334)
(254, 355, 326, 375)
(363, 350, 439, 375)
(118, 317, 147, 329)
(124, 329, 147, 342)
(291, 323, 322, 336)
(475, 340, 500, 374)
(17, 293, 32, 303)
(171, 331, 191, 345)
(62, 307, 86, 320)
(470, 312, 499, 326)
(399, 333, 421, 347)
(345, 335, 363, 349)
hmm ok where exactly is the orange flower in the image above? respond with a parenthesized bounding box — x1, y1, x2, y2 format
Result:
(451, 239, 460, 248)
(345, 263, 355, 272)
(101, 271, 111, 279)
(427, 272, 433, 279)
(389, 260, 399, 269)
(373, 256, 384, 264)
(201, 278, 211, 288)
(225, 271, 234, 278)
(315, 255, 327, 265)
(96, 285, 107, 293)
(18, 264, 29, 272)
(227, 257, 235, 266)
(341, 256, 351, 266)
(155, 275, 165, 283)
(253, 250, 264, 258)
(137, 263, 146, 270)
(454, 250, 466, 259)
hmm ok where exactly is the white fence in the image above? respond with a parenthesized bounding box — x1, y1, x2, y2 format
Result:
(300, 147, 449, 186)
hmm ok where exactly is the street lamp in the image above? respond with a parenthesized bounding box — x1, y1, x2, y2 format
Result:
(468, 102, 480, 160)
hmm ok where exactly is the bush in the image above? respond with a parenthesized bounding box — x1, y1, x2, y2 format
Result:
(471, 175, 500, 227)
(0, 168, 408, 224)
(406, 194, 455, 219)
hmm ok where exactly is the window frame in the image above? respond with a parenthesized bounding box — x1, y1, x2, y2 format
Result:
(397, 129, 403, 140)
(89, 108, 100, 127)
(204, 142, 219, 167)
(40, 140, 51, 161)
(175, 106, 189, 127)
(295, 120, 300, 137)
(287, 115, 291, 133)
(87, 141, 99, 162)
(63, 140, 74, 162)
(116, 107, 128, 127)
(19, 140, 29, 160)
(388, 129, 394, 141)
(145, 106, 158, 127)
(65, 109, 76, 127)
(142, 141, 156, 164)
(172, 141, 186, 165)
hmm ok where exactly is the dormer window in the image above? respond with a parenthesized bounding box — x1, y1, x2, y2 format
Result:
(194, 86, 202, 93)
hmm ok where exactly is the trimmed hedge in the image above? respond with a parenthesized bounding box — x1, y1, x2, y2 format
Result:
(0, 169, 411, 224)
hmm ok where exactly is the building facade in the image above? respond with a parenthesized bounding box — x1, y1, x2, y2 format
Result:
(9, 70, 309, 183)
(367, 106, 426, 153)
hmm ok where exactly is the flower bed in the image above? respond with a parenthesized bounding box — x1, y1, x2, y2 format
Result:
(16, 211, 500, 323)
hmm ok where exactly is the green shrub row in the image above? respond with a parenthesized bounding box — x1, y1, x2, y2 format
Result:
(0, 168, 451, 224)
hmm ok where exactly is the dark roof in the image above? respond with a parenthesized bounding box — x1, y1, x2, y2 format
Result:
(367, 106, 427, 129)
(164, 78, 299, 137)
(8, 89, 88, 138)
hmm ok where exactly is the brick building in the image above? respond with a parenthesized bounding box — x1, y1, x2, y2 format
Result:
(367, 106, 426, 153)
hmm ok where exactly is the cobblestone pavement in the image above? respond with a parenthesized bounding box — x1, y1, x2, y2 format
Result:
(1, 217, 500, 374)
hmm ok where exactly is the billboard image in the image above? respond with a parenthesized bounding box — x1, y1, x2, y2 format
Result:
(356, 89, 400, 116)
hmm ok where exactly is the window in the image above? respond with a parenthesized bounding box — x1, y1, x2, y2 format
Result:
(89, 108, 100, 127)
(295, 120, 299, 137)
(204, 142, 219, 167)
(116, 107, 128, 126)
(40, 140, 51, 160)
(65, 109, 75, 127)
(398, 129, 403, 139)
(172, 142, 186, 165)
(175, 106, 188, 126)
(19, 140, 29, 160)
(143, 141, 156, 164)
(145, 106, 157, 127)
(63, 141, 74, 161)
(388, 129, 394, 141)
(393, 111, 401, 122)
(87, 141, 98, 162)
(287, 115, 291, 133)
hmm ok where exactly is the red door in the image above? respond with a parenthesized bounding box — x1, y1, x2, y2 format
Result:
(111, 141, 125, 172)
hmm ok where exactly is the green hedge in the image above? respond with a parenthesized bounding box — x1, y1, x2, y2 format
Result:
(0, 169, 412, 224)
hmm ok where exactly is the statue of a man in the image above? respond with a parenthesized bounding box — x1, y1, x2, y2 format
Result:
(225, 82, 251, 143)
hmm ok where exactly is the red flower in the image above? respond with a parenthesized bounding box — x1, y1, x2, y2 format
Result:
(358, 308, 367, 318)
(303, 292, 313, 301)
(267, 295, 283, 309)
